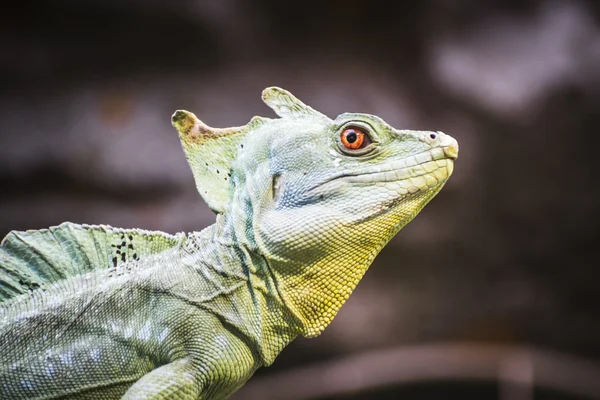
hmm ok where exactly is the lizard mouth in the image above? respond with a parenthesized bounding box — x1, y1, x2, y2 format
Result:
(311, 144, 457, 194)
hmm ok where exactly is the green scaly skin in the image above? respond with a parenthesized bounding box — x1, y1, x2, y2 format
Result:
(0, 87, 458, 399)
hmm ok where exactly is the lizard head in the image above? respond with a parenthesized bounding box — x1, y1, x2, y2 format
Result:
(172, 87, 458, 337)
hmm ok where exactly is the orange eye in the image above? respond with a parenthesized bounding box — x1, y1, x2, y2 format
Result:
(340, 127, 370, 150)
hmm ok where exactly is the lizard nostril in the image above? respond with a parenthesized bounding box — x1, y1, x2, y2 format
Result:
(429, 133, 437, 140)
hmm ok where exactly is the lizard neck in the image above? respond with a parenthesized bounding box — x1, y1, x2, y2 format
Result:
(222, 170, 440, 339)
(248, 190, 443, 338)
(185, 214, 301, 366)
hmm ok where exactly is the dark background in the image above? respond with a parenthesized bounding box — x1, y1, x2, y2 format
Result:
(1, 1, 599, 399)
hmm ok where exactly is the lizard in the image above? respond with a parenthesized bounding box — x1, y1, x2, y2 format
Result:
(0, 86, 458, 399)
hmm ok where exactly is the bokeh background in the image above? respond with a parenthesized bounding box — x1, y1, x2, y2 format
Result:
(1, 1, 599, 399)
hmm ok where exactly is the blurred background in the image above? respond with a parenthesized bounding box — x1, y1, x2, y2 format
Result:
(1, 0, 599, 399)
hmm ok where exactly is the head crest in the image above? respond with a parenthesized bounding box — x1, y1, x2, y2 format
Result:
(262, 87, 328, 120)
(172, 87, 326, 213)
(172, 110, 251, 213)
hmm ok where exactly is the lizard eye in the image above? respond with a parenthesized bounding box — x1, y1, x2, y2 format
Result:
(340, 127, 372, 150)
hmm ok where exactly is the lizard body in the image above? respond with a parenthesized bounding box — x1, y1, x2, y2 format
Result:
(0, 87, 458, 399)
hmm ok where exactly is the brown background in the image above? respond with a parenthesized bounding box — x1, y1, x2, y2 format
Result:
(1, 1, 599, 399)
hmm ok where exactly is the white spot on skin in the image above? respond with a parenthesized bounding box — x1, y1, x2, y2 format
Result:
(157, 328, 169, 344)
(137, 322, 151, 341)
(215, 335, 228, 350)
(90, 348, 101, 363)
(21, 380, 35, 390)
(107, 320, 121, 335)
(58, 352, 74, 367)
(44, 363, 55, 377)
(123, 327, 134, 339)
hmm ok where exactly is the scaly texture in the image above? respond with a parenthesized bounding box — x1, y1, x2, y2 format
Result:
(0, 87, 458, 399)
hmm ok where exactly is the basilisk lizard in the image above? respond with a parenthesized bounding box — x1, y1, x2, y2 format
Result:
(0, 87, 458, 399)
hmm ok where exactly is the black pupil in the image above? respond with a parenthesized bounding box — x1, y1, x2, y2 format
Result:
(346, 131, 357, 143)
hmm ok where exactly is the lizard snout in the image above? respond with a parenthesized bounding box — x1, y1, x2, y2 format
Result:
(443, 136, 459, 160)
